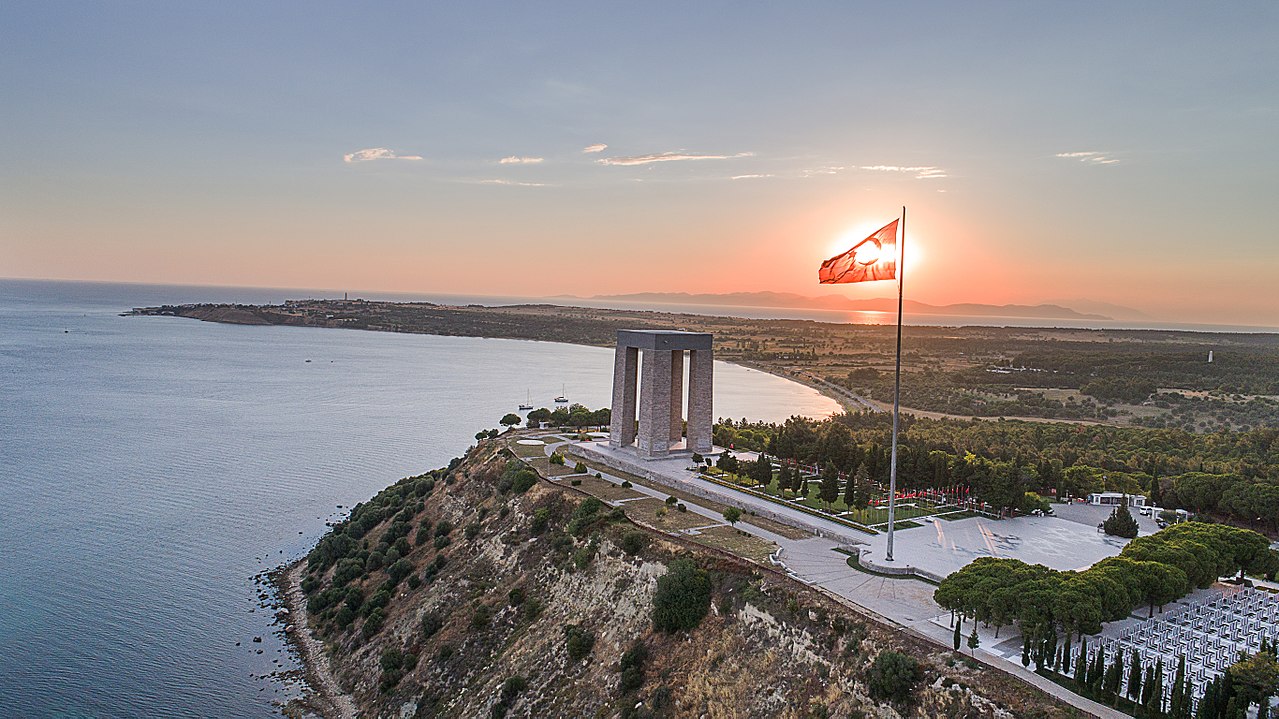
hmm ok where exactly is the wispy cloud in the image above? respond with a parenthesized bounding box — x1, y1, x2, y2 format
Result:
(498, 155, 543, 165)
(475, 179, 549, 187)
(597, 151, 754, 166)
(343, 147, 423, 163)
(860, 165, 947, 179)
(582, 143, 608, 154)
(1055, 151, 1120, 165)
(800, 165, 845, 177)
(731, 174, 773, 180)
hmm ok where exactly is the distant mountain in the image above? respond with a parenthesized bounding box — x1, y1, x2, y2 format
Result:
(1042, 298, 1152, 321)
(585, 291, 1112, 320)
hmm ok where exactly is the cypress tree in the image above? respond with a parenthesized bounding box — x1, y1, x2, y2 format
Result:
(1168, 655, 1186, 718)
(1141, 665, 1156, 707)
(1127, 650, 1143, 701)
(1090, 646, 1107, 692)
(1146, 658, 1164, 716)
(1104, 647, 1124, 702)
(1062, 640, 1072, 674)
(1022, 634, 1031, 667)
(1075, 640, 1088, 686)
(953, 620, 962, 651)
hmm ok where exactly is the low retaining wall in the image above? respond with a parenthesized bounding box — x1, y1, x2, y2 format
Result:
(857, 550, 947, 584)
(565, 444, 869, 547)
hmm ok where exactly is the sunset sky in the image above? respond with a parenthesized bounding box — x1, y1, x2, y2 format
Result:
(2, 3, 1277, 325)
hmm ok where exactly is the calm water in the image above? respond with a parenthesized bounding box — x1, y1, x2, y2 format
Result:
(0, 279, 837, 718)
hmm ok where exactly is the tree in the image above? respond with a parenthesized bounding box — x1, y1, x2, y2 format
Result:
(716, 451, 740, 475)
(867, 651, 921, 703)
(967, 625, 980, 655)
(652, 559, 712, 632)
(776, 464, 792, 495)
(847, 463, 871, 511)
(1074, 640, 1087, 686)
(1127, 648, 1144, 702)
(749, 455, 773, 486)
(1145, 658, 1164, 716)
(500, 413, 521, 428)
(1228, 650, 1279, 716)
(1102, 647, 1124, 702)
(722, 507, 742, 527)
(953, 618, 962, 651)
(526, 407, 552, 427)
(819, 462, 841, 509)
(475, 429, 489, 441)
(1103, 497, 1140, 538)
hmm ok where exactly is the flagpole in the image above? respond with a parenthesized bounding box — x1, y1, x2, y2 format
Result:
(886, 205, 905, 562)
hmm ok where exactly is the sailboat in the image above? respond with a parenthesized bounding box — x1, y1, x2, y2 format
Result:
(518, 390, 533, 411)
(554, 384, 568, 404)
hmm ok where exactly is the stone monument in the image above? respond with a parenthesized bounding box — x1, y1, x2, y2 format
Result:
(608, 330, 713, 458)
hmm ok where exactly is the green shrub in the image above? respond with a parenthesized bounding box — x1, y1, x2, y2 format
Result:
(471, 603, 493, 629)
(619, 640, 647, 693)
(563, 624, 596, 661)
(511, 469, 538, 493)
(652, 559, 712, 633)
(574, 461, 587, 473)
(867, 650, 921, 702)
(566, 497, 607, 536)
(362, 608, 386, 639)
(465, 522, 481, 539)
(621, 530, 648, 555)
(434, 534, 452, 550)
(421, 612, 443, 638)
(508, 587, 525, 606)
(435, 520, 454, 537)
(621, 480, 632, 488)
(530, 508, 551, 534)
(332, 558, 364, 587)
(387, 558, 415, 584)
(549, 452, 566, 465)
(570, 478, 582, 486)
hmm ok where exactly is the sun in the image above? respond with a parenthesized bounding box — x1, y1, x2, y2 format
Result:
(825, 221, 923, 268)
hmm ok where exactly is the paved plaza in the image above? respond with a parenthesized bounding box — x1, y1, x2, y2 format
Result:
(860, 512, 1134, 577)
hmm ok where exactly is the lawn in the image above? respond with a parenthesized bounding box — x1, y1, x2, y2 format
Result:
(688, 525, 777, 564)
(623, 498, 715, 532)
(564, 475, 645, 502)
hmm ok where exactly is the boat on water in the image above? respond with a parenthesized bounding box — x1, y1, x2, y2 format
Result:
(554, 384, 568, 403)
(518, 390, 533, 411)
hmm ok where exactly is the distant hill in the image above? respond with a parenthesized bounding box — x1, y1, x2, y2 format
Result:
(585, 291, 1112, 320)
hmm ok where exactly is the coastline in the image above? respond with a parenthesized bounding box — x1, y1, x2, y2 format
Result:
(278, 562, 357, 719)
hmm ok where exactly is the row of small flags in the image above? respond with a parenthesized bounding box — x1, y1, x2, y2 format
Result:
(767, 455, 973, 502)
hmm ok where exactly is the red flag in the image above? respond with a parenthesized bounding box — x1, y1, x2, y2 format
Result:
(818, 219, 899, 284)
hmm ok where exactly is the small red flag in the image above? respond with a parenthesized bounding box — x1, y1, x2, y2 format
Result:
(818, 219, 898, 284)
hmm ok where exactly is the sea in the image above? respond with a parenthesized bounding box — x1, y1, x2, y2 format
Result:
(0, 279, 839, 718)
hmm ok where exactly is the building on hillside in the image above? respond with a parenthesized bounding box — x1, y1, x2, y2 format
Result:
(1086, 492, 1146, 507)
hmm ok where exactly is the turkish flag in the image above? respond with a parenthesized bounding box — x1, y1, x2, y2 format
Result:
(818, 219, 898, 284)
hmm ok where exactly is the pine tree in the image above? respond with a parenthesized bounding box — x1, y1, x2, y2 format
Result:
(1127, 650, 1144, 701)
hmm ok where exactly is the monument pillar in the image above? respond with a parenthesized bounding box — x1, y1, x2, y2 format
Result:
(687, 348, 714, 453)
(609, 345, 638, 447)
(637, 348, 674, 458)
(669, 349, 684, 443)
(608, 330, 713, 459)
